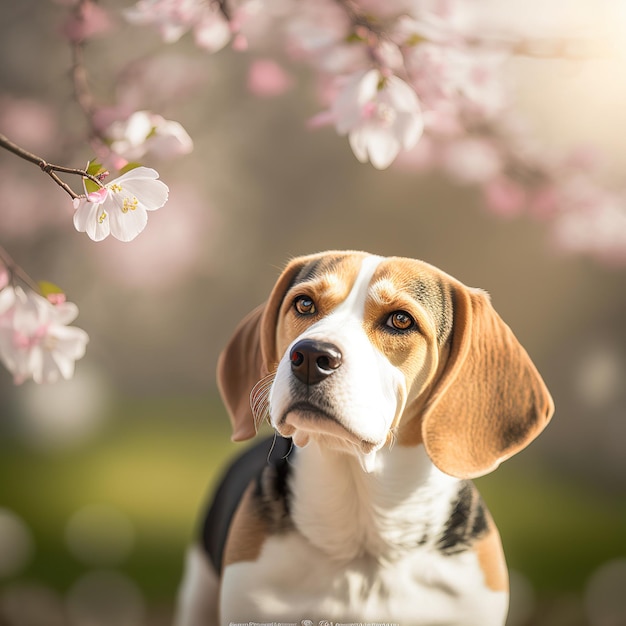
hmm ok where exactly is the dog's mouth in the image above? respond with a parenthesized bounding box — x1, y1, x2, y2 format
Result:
(278, 401, 378, 454)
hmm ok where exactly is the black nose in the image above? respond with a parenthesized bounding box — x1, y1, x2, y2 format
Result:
(290, 339, 343, 385)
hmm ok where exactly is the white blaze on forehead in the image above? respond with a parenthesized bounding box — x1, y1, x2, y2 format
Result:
(269, 253, 401, 468)
(332, 254, 384, 319)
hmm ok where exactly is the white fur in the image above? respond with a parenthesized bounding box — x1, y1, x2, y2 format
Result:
(269, 255, 408, 467)
(178, 254, 509, 626)
(220, 445, 508, 625)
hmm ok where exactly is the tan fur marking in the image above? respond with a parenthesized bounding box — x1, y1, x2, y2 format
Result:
(474, 515, 509, 592)
(222, 484, 269, 567)
(361, 261, 444, 435)
(276, 254, 365, 356)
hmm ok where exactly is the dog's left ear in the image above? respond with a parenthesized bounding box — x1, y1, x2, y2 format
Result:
(217, 256, 313, 442)
(421, 284, 554, 479)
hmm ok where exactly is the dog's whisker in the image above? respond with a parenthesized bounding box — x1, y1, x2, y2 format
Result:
(250, 373, 275, 432)
(388, 428, 398, 451)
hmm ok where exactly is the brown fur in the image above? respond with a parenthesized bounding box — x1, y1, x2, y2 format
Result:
(217, 251, 554, 479)
(474, 515, 509, 592)
(222, 484, 269, 567)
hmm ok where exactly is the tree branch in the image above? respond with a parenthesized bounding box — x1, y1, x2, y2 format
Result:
(0, 245, 41, 294)
(0, 132, 104, 200)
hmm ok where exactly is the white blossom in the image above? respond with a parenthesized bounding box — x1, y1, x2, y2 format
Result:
(332, 69, 424, 169)
(73, 166, 169, 242)
(107, 111, 193, 161)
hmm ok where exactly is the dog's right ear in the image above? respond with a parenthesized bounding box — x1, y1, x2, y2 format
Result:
(217, 304, 266, 442)
(216, 256, 316, 442)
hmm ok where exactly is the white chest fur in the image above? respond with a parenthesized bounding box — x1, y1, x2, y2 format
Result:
(220, 444, 508, 626)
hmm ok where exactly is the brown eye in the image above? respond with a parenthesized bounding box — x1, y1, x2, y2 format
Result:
(386, 311, 414, 331)
(294, 295, 316, 316)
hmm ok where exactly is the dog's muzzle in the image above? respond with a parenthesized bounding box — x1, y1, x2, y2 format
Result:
(290, 339, 342, 386)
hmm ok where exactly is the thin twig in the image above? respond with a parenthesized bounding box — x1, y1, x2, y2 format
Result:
(215, 0, 231, 22)
(0, 245, 41, 294)
(70, 24, 98, 139)
(0, 132, 104, 200)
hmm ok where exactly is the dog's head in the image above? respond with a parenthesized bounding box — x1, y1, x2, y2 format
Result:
(217, 251, 554, 478)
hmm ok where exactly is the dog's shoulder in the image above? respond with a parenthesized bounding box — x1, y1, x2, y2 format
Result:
(199, 435, 293, 573)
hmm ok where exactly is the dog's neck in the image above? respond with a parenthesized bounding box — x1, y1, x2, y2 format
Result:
(289, 439, 461, 562)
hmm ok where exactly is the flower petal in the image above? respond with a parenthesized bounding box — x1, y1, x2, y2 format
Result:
(114, 166, 160, 183)
(107, 200, 149, 242)
(73, 198, 111, 242)
(118, 178, 169, 211)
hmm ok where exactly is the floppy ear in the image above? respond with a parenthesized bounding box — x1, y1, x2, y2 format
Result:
(216, 256, 314, 442)
(421, 284, 554, 479)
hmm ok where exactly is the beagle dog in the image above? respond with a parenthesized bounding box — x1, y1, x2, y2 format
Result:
(175, 251, 554, 626)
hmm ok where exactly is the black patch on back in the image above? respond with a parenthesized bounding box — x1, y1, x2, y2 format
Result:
(409, 276, 454, 345)
(199, 435, 293, 573)
(254, 440, 294, 531)
(437, 481, 488, 555)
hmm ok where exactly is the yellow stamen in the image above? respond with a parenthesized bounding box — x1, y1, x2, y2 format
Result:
(110, 183, 123, 193)
(98, 210, 107, 223)
(122, 197, 139, 213)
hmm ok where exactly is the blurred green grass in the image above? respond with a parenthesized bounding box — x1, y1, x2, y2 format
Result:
(0, 393, 624, 607)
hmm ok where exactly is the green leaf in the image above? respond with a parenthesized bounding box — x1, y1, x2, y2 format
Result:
(38, 281, 64, 298)
(86, 160, 106, 177)
(84, 160, 108, 194)
(346, 32, 366, 44)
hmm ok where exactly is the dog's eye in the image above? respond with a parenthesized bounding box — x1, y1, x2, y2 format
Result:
(386, 311, 415, 331)
(294, 296, 316, 316)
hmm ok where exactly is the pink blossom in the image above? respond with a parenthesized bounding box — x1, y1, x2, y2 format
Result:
(0, 287, 89, 385)
(247, 59, 293, 98)
(332, 69, 424, 169)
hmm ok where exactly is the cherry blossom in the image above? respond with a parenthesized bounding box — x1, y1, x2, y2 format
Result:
(0, 286, 89, 385)
(332, 69, 424, 169)
(106, 110, 193, 161)
(124, 0, 230, 52)
(73, 166, 169, 242)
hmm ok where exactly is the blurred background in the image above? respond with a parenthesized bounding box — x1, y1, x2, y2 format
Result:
(0, 0, 625, 625)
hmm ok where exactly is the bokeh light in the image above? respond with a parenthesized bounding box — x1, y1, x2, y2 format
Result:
(65, 504, 135, 567)
(1, 582, 66, 626)
(0, 508, 34, 579)
(66, 570, 145, 626)
(14, 367, 111, 450)
(584, 558, 626, 626)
